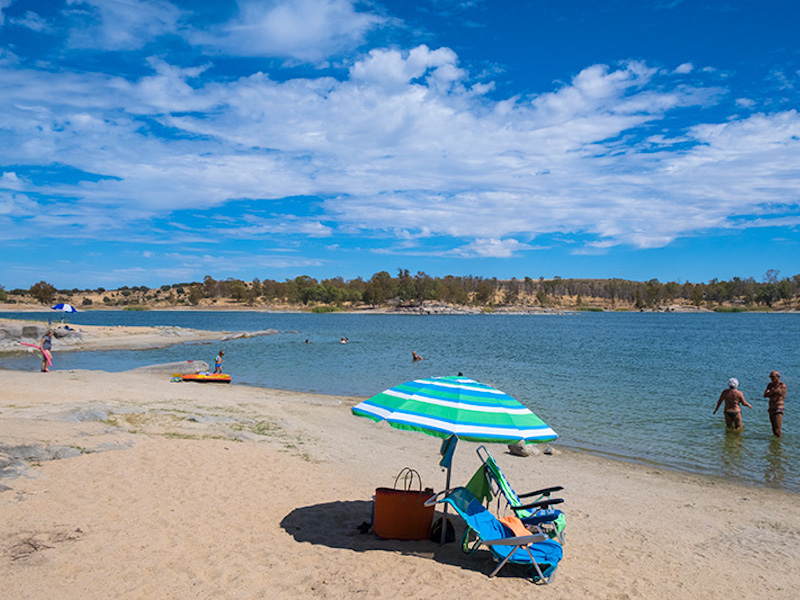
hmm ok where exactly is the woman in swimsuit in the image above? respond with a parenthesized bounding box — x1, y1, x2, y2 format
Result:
(764, 370, 787, 437)
(713, 378, 752, 431)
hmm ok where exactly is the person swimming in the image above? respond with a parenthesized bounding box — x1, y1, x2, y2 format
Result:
(412, 351, 423, 361)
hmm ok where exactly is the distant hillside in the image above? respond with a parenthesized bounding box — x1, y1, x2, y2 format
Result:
(3, 272, 798, 313)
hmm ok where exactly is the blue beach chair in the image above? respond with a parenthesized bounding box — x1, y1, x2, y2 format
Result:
(476, 445, 566, 543)
(425, 487, 563, 584)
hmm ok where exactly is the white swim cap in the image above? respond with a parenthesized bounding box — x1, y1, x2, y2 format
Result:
(728, 378, 739, 389)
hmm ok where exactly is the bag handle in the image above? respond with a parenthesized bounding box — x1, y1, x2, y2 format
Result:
(393, 467, 423, 492)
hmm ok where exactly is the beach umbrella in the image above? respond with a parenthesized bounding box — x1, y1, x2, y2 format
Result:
(51, 303, 78, 313)
(352, 375, 557, 542)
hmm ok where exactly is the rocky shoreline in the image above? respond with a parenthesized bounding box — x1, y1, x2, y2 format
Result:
(0, 318, 279, 355)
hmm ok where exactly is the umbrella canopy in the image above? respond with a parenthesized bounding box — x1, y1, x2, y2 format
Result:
(352, 375, 557, 444)
(51, 303, 78, 313)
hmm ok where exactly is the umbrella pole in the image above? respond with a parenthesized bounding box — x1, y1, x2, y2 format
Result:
(439, 463, 451, 545)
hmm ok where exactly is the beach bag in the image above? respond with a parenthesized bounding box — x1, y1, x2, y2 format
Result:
(373, 468, 435, 540)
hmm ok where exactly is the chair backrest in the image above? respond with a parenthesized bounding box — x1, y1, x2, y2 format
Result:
(441, 487, 512, 542)
(477, 446, 533, 518)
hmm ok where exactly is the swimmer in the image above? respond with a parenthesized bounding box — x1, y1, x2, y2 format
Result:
(713, 377, 751, 431)
(214, 350, 225, 374)
(412, 351, 423, 361)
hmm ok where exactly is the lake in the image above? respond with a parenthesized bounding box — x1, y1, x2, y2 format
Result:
(1, 310, 797, 492)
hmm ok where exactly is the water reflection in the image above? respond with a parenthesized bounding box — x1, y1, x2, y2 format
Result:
(720, 428, 745, 476)
(764, 436, 786, 487)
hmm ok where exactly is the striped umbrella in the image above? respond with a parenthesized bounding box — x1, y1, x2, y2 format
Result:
(51, 303, 78, 313)
(352, 375, 557, 444)
(352, 375, 557, 542)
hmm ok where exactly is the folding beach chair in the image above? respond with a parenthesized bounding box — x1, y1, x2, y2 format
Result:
(476, 445, 566, 543)
(425, 487, 563, 584)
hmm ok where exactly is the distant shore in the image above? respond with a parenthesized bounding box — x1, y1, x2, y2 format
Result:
(3, 301, 782, 315)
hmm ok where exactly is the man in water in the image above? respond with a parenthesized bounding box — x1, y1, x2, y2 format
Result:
(764, 370, 787, 437)
(713, 378, 751, 431)
(412, 351, 423, 361)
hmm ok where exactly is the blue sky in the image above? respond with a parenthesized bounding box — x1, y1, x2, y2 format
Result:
(1, 0, 799, 290)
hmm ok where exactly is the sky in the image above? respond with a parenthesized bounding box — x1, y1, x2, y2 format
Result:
(1, 0, 799, 290)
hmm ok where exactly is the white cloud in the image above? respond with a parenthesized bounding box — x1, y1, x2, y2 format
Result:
(674, 62, 694, 74)
(456, 238, 532, 258)
(191, 0, 385, 62)
(0, 0, 10, 27)
(65, 0, 180, 50)
(1, 43, 799, 256)
(10, 10, 50, 32)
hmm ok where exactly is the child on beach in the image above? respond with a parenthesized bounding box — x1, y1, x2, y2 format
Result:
(40, 330, 53, 373)
(713, 378, 751, 430)
(214, 350, 224, 374)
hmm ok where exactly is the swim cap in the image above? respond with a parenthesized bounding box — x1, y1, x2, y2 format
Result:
(728, 378, 739, 389)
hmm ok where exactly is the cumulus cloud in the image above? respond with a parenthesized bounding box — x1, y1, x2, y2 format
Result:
(1, 36, 799, 258)
(191, 0, 385, 62)
(65, 0, 181, 50)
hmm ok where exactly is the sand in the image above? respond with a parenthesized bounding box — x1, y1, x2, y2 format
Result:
(2, 366, 800, 600)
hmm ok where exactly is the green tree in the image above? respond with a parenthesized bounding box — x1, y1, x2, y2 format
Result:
(474, 279, 495, 305)
(364, 271, 396, 306)
(188, 285, 204, 306)
(29, 281, 57, 304)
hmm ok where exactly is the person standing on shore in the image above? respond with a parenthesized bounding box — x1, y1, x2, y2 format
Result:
(764, 370, 787, 437)
(214, 350, 224, 374)
(40, 330, 53, 372)
(713, 378, 751, 430)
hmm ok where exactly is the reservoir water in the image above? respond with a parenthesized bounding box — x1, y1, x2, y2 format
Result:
(2, 310, 798, 492)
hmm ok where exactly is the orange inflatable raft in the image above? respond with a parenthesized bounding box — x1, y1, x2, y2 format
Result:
(181, 372, 232, 384)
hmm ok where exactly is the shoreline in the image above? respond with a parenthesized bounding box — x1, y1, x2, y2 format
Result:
(3, 303, 797, 315)
(2, 368, 800, 598)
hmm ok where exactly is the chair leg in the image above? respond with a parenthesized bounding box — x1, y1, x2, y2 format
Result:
(488, 545, 521, 577)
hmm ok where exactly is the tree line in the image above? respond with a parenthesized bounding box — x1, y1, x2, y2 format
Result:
(5, 268, 799, 310)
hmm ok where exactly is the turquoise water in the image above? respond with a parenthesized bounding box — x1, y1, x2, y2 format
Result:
(2, 310, 798, 492)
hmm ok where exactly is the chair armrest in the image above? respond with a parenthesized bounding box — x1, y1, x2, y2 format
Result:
(483, 533, 550, 546)
(514, 498, 564, 512)
(517, 486, 564, 499)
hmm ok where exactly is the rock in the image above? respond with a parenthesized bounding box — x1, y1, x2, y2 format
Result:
(21, 325, 41, 340)
(508, 441, 540, 457)
(543, 445, 560, 456)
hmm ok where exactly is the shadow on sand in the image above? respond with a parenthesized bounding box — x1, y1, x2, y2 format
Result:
(280, 499, 537, 580)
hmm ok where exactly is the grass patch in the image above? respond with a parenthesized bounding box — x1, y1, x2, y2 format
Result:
(249, 420, 282, 436)
(577, 307, 604, 312)
(123, 305, 151, 311)
(311, 305, 339, 313)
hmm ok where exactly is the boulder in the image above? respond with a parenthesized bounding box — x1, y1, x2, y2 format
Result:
(508, 440, 540, 457)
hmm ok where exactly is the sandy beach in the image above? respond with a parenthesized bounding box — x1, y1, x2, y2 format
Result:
(1, 360, 799, 600)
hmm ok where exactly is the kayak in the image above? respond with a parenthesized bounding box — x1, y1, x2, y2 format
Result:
(181, 372, 232, 384)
